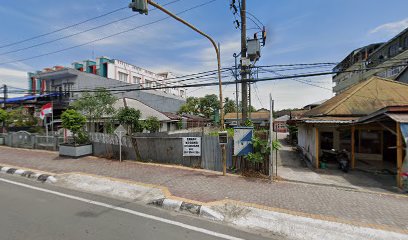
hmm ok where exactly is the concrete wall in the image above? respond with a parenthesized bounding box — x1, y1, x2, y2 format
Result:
(298, 124, 317, 165)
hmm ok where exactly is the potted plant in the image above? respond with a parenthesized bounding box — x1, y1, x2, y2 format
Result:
(59, 109, 92, 157)
(0, 109, 8, 145)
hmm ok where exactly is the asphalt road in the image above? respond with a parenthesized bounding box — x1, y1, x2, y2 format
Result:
(0, 174, 280, 240)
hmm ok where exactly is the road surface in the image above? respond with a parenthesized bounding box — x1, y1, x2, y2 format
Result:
(0, 174, 279, 240)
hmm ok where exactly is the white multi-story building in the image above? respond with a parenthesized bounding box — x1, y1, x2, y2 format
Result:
(332, 27, 408, 94)
(71, 57, 186, 98)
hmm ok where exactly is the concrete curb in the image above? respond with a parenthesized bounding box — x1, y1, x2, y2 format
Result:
(0, 166, 57, 183)
(148, 198, 224, 221)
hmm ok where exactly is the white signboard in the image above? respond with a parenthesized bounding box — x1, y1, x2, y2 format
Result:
(183, 137, 201, 156)
(114, 125, 127, 162)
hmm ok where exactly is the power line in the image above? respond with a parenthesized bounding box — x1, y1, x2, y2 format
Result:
(253, 62, 339, 68)
(245, 11, 264, 28)
(253, 82, 264, 108)
(0, 0, 182, 57)
(8, 61, 408, 95)
(0, 6, 129, 49)
(246, 15, 262, 31)
(0, 0, 217, 66)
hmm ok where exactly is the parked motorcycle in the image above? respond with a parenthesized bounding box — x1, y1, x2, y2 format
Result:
(321, 149, 350, 173)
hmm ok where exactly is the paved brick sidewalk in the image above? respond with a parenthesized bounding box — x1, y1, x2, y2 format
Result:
(0, 146, 407, 232)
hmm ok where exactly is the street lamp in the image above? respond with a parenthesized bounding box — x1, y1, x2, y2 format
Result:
(129, 0, 227, 175)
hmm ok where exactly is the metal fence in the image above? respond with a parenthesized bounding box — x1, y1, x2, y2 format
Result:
(90, 132, 233, 172)
(1, 131, 67, 151)
(0, 131, 233, 172)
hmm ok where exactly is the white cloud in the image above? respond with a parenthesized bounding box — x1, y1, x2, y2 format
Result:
(0, 68, 27, 78)
(182, 36, 240, 69)
(0, 67, 29, 97)
(369, 18, 408, 35)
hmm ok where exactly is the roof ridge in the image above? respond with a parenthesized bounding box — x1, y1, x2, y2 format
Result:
(124, 97, 170, 120)
(324, 78, 373, 115)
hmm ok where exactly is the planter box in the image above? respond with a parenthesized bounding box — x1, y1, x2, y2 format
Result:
(59, 144, 93, 158)
(0, 137, 4, 145)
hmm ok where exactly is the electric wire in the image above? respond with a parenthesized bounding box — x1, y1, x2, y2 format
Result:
(0, 0, 217, 66)
(0, 0, 182, 56)
(0, 6, 128, 49)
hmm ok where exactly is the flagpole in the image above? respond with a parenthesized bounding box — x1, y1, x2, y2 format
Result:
(44, 115, 48, 137)
(51, 101, 54, 136)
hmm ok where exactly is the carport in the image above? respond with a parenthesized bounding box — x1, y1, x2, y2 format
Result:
(356, 106, 408, 188)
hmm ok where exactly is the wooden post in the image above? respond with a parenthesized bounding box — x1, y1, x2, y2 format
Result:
(315, 127, 319, 169)
(351, 126, 355, 169)
(396, 122, 403, 188)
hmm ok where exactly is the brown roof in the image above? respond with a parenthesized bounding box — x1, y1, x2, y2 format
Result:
(304, 76, 408, 118)
(182, 114, 211, 121)
(162, 112, 181, 121)
(225, 111, 269, 120)
(300, 116, 358, 123)
(290, 109, 308, 120)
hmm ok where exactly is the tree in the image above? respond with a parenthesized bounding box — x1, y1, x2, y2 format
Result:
(116, 107, 143, 134)
(237, 101, 256, 113)
(224, 97, 236, 114)
(116, 107, 143, 161)
(71, 88, 117, 132)
(61, 109, 86, 145)
(178, 94, 220, 120)
(177, 97, 200, 115)
(0, 109, 9, 132)
(0, 109, 8, 125)
(199, 94, 219, 119)
(144, 116, 160, 132)
(8, 107, 37, 127)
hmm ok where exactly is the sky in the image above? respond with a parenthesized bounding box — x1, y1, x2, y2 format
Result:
(0, 0, 408, 110)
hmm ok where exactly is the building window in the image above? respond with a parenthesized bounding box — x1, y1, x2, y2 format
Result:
(388, 43, 399, 57)
(320, 132, 333, 150)
(118, 72, 128, 82)
(145, 79, 152, 88)
(132, 76, 141, 84)
(180, 89, 185, 97)
(359, 130, 381, 154)
(377, 65, 404, 78)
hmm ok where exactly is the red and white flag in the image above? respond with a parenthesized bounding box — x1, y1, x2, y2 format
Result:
(40, 103, 53, 119)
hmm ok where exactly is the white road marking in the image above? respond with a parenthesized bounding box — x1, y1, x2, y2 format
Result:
(0, 177, 245, 240)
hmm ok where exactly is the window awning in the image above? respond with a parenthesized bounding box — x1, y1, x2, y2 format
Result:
(0, 93, 60, 104)
(385, 113, 408, 123)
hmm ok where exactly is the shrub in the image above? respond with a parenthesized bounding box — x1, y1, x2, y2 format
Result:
(61, 109, 87, 145)
(144, 116, 160, 132)
(116, 107, 143, 134)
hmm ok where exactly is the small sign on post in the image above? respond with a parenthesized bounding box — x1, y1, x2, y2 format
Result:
(233, 127, 253, 156)
(218, 131, 228, 145)
(182, 137, 201, 156)
(114, 125, 127, 162)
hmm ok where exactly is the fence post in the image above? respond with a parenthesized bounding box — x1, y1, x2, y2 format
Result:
(54, 136, 59, 151)
(32, 134, 37, 149)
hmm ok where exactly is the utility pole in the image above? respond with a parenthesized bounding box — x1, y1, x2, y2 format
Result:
(240, 0, 248, 123)
(2, 85, 7, 109)
(2, 85, 7, 133)
(129, 0, 227, 174)
(269, 93, 273, 180)
(233, 52, 241, 125)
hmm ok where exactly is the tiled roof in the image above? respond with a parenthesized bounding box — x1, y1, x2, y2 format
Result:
(113, 97, 171, 121)
(162, 112, 182, 120)
(303, 76, 408, 118)
(274, 115, 290, 122)
(225, 111, 270, 120)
